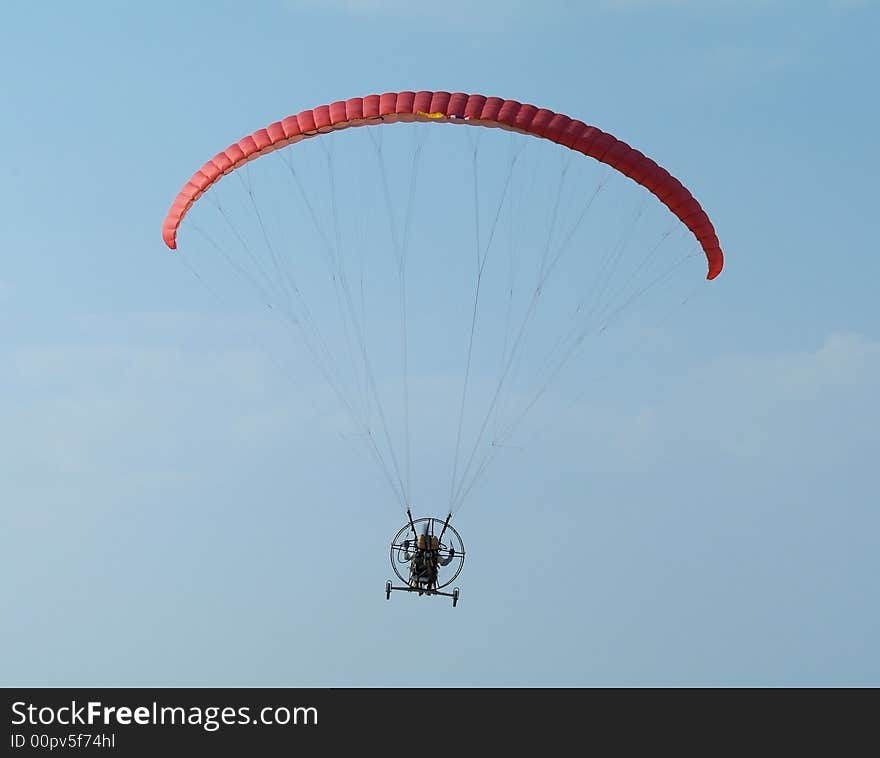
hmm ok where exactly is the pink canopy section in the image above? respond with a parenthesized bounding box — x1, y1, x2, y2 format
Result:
(162, 91, 723, 280)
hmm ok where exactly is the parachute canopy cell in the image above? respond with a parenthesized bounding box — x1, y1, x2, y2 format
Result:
(161, 91, 724, 280)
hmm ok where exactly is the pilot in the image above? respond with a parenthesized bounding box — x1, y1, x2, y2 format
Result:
(402, 530, 455, 595)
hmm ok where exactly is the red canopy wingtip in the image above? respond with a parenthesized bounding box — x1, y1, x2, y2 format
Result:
(706, 250, 724, 280)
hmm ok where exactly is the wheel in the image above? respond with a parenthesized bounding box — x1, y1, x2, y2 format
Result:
(385, 580, 392, 600)
(452, 588, 459, 607)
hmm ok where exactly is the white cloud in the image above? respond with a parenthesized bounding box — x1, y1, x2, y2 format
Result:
(286, 0, 869, 17)
(286, 0, 782, 16)
(555, 332, 880, 469)
(704, 43, 797, 76)
(4, 309, 877, 538)
(285, 0, 515, 19)
(600, 0, 776, 8)
(830, 0, 878, 7)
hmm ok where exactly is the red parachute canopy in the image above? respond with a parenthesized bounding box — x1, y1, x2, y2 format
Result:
(162, 91, 724, 280)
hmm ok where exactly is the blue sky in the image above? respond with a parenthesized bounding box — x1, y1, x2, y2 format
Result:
(2, 0, 878, 686)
